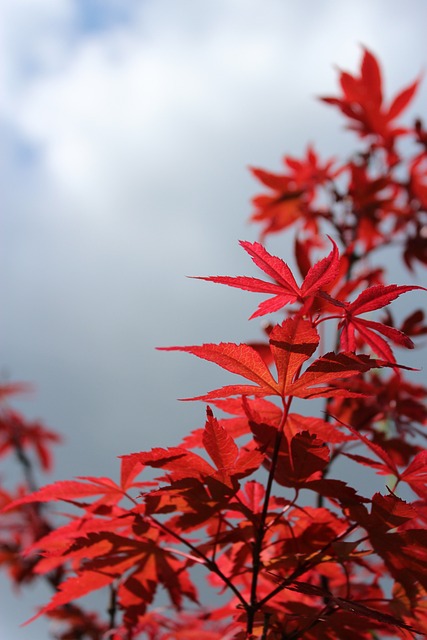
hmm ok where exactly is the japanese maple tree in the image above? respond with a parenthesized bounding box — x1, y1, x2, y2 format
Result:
(2, 47, 427, 639)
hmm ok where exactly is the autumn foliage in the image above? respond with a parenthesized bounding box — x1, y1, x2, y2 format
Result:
(2, 48, 427, 639)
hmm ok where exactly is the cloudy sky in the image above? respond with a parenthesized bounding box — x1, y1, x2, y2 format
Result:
(2, 0, 427, 637)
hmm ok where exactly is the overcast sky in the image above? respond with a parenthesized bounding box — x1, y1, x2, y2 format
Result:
(2, 1, 427, 637)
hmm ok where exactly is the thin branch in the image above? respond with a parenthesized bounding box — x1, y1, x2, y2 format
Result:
(257, 522, 358, 609)
(247, 395, 293, 633)
(148, 514, 248, 610)
(107, 583, 117, 630)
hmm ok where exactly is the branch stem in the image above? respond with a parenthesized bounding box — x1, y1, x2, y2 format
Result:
(247, 395, 293, 633)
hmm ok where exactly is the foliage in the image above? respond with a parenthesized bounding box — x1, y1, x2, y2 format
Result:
(2, 48, 427, 639)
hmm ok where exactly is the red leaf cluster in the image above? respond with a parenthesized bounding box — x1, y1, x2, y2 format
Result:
(1, 47, 427, 639)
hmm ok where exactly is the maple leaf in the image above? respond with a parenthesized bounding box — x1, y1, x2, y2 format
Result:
(284, 432, 330, 486)
(404, 229, 427, 270)
(285, 351, 389, 399)
(333, 283, 426, 361)
(25, 530, 199, 625)
(327, 370, 427, 440)
(350, 497, 427, 599)
(0, 381, 33, 401)
(0, 408, 61, 471)
(400, 450, 427, 498)
(283, 580, 420, 633)
(302, 478, 368, 508)
(249, 419, 330, 487)
(321, 47, 419, 150)
(370, 493, 418, 530)
(202, 407, 263, 485)
(182, 397, 282, 449)
(268, 318, 320, 395)
(44, 604, 108, 639)
(122, 408, 263, 490)
(24, 571, 115, 625)
(160, 318, 394, 401)
(193, 238, 339, 319)
(285, 413, 352, 444)
(249, 146, 338, 238)
(399, 308, 427, 337)
(3, 476, 132, 512)
(344, 162, 401, 250)
(410, 151, 427, 209)
(158, 340, 280, 400)
(338, 420, 400, 478)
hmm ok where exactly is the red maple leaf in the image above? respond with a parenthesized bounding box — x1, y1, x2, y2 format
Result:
(159, 318, 387, 402)
(400, 451, 427, 498)
(249, 146, 339, 238)
(25, 530, 199, 625)
(193, 238, 339, 319)
(325, 283, 425, 361)
(321, 47, 419, 152)
(345, 162, 402, 250)
(0, 381, 33, 400)
(122, 407, 263, 490)
(0, 409, 61, 471)
(3, 475, 140, 512)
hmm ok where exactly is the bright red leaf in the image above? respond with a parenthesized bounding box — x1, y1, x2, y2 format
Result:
(194, 238, 339, 319)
